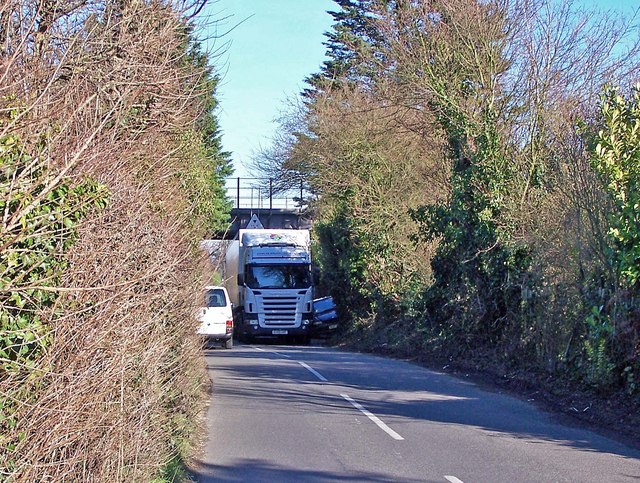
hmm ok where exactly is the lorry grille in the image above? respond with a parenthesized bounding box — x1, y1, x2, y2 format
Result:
(260, 295, 298, 326)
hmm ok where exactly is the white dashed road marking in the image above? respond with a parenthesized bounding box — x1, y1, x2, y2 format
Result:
(341, 394, 404, 441)
(253, 348, 406, 442)
(298, 361, 328, 381)
(253, 346, 291, 358)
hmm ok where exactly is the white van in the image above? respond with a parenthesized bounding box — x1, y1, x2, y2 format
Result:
(197, 286, 234, 349)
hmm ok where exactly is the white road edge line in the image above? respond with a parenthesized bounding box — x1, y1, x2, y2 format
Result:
(444, 476, 464, 483)
(341, 394, 404, 441)
(253, 347, 291, 358)
(298, 361, 328, 382)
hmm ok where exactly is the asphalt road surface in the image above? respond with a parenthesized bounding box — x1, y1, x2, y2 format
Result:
(193, 343, 640, 482)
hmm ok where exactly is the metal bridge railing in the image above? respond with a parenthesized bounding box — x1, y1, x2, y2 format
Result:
(225, 177, 310, 212)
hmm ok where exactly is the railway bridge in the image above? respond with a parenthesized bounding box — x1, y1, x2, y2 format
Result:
(217, 177, 313, 239)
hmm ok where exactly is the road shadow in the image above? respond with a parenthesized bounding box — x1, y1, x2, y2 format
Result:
(190, 458, 433, 483)
(201, 344, 640, 478)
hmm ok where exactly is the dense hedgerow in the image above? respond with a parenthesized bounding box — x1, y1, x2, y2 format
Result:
(0, 1, 230, 480)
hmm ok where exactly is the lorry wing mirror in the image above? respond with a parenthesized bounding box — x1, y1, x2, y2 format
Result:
(237, 273, 245, 285)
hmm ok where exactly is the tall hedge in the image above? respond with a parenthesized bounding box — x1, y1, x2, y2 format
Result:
(0, 1, 230, 480)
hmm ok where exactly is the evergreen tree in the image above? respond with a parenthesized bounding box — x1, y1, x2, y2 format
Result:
(305, 0, 381, 95)
(181, 30, 233, 235)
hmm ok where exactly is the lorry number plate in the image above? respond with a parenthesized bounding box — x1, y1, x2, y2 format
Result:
(272, 330, 288, 335)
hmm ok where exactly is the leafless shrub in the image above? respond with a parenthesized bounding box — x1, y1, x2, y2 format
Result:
(1, 0, 222, 480)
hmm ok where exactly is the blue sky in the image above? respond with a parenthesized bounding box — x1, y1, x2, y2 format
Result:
(202, 1, 636, 179)
(203, 0, 335, 178)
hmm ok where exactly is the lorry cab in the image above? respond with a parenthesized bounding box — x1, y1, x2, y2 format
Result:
(229, 229, 314, 343)
(197, 286, 234, 349)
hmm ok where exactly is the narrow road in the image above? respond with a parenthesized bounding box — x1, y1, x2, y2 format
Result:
(193, 344, 640, 482)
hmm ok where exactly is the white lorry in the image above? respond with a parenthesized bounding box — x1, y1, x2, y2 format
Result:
(224, 229, 314, 343)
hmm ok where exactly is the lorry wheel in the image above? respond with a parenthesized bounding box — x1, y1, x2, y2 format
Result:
(292, 335, 309, 345)
(224, 338, 233, 349)
(238, 331, 252, 344)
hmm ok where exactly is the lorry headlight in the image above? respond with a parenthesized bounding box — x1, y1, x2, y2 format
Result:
(245, 313, 259, 325)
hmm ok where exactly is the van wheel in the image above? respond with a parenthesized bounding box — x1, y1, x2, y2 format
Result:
(224, 338, 233, 349)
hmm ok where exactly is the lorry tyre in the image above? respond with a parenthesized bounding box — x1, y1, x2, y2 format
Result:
(293, 335, 309, 345)
(225, 338, 233, 349)
(238, 327, 252, 344)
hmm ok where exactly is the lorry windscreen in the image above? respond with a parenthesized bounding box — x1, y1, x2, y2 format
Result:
(246, 264, 311, 289)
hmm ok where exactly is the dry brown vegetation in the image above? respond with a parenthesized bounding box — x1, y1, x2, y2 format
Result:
(260, 0, 640, 404)
(1, 0, 229, 480)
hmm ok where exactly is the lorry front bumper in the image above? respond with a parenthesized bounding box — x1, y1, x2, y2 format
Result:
(245, 324, 309, 338)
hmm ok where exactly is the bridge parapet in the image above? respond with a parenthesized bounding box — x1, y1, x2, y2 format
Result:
(225, 177, 309, 211)
(217, 178, 313, 239)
